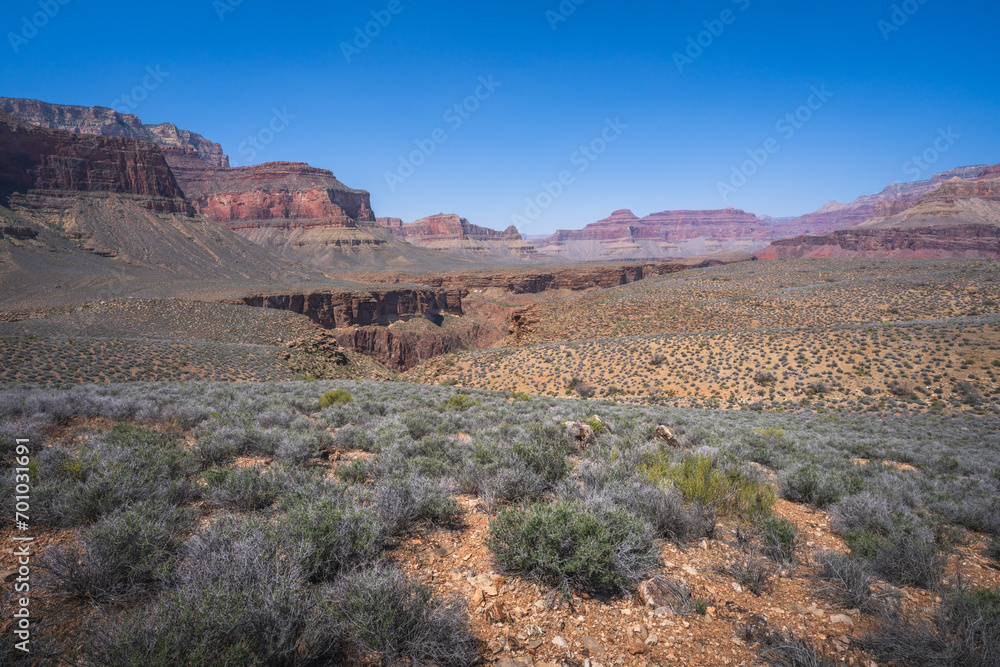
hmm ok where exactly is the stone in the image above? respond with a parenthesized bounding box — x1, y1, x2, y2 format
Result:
(469, 574, 494, 589)
(552, 636, 569, 649)
(654, 425, 682, 447)
(496, 659, 529, 667)
(581, 636, 606, 657)
(830, 614, 854, 626)
(564, 420, 596, 446)
(645, 633, 659, 646)
(637, 575, 682, 608)
(627, 642, 649, 656)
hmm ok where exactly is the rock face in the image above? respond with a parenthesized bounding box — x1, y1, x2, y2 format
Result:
(756, 174, 1000, 259)
(530, 208, 771, 260)
(0, 97, 229, 167)
(0, 110, 319, 282)
(233, 288, 463, 329)
(0, 111, 190, 212)
(770, 165, 988, 237)
(377, 213, 538, 260)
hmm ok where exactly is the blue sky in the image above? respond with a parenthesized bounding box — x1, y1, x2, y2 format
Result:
(3, 0, 998, 234)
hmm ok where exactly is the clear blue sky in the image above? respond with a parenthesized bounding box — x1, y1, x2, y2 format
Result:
(3, 0, 998, 234)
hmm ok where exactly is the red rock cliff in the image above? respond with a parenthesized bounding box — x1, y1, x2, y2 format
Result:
(0, 111, 192, 214)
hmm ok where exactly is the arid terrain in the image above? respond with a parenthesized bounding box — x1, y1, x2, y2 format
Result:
(410, 259, 1000, 414)
(2, 90, 999, 667)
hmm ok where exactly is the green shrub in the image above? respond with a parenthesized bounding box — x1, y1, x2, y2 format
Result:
(643, 453, 776, 522)
(440, 393, 480, 412)
(319, 389, 353, 408)
(486, 500, 658, 593)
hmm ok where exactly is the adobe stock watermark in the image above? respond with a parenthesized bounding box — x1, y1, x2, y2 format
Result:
(214, 0, 243, 21)
(878, 0, 930, 41)
(384, 76, 501, 192)
(7, 0, 72, 54)
(546, 0, 586, 31)
(717, 85, 834, 202)
(236, 108, 296, 164)
(110, 66, 169, 115)
(11, 438, 33, 655)
(673, 0, 751, 73)
(903, 127, 959, 179)
(511, 117, 628, 228)
(341, 0, 406, 64)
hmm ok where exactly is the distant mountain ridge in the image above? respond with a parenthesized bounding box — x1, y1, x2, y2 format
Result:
(755, 165, 1000, 259)
(529, 207, 772, 261)
(0, 97, 230, 168)
(377, 213, 539, 260)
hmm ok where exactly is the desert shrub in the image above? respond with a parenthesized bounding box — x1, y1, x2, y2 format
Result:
(42, 501, 192, 602)
(740, 619, 839, 667)
(467, 426, 570, 508)
(334, 425, 376, 452)
(204, 465, 282, 511)
(717, 555, 775, 596)
(779, 464, 847, 508)
(34, 434, 199, 527)
(859, 587, 1000, 667)
(375, 474, 459, 532)
(753, 371, 777, 387)
(758, 515, 799, 563)
(319, 389, 353, 408)
(815, 551, 885, 612)
(334, 457, 373, 484)
(194, 411, 281, 465)
(283, 494, 385, 582)
(321, 564, 480, 667)
(86, 517, 333, 666)
(833, 493, 944, 589)
(955, 381, 983, 406)
(487, 500, 658, 593)
(643, 452, 776, 521)
(475, 460, 549, 510)
(575, 467, 702, 540)
(843, 526, 943, 589)
(988, 536, 1000, 564)
(274, 431, 321, 464)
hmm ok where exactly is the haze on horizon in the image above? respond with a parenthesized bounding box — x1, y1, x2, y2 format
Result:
(2, 0, 998, 234)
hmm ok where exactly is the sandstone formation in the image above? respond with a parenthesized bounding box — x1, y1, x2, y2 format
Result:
(232, 287, 463, 329)
(0, 110, 320, 284)
(530, 208, 772, 260)
(376, 213, 538, 261)
(0, 97, 229, 167)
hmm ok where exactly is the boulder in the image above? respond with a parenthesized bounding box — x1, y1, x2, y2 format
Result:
(564, 420, 596, 447)
(654, 425, 681, 447)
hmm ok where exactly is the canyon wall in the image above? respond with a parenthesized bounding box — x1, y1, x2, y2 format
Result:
(0, 97, 229, 167)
